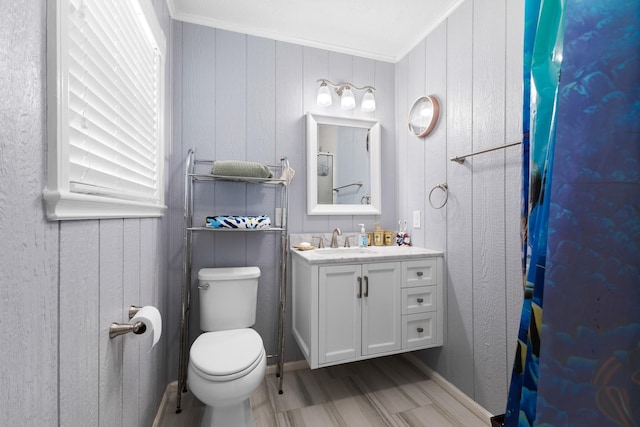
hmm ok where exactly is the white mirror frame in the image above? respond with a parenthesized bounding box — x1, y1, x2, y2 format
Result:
(306, 113, 381, 215)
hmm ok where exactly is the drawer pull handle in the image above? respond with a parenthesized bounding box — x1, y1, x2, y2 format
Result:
(357, 277, 362, 299)
(417, 327, 424, 333)
(416, 271, 424, 277)
(364, 275, 369, 297)
(417, 298, 424, 303)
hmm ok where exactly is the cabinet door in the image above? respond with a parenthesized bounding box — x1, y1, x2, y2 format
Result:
(362, 262, 402, 355)
(318, 264, 362, 364)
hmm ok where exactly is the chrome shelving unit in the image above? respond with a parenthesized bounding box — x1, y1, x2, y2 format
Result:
(176, 148, 289, 413)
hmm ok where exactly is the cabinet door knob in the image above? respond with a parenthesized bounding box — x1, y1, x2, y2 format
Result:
(364, 275, 369, 297)
(417, 327, 424, 333)
(416, 271, 423, 277)
(357, 276, 362, 298)
(417, 298, 424, 303)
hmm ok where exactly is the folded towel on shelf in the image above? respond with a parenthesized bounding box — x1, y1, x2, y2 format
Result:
(211, 160, 273, 178)
(206, 215, 272, 229)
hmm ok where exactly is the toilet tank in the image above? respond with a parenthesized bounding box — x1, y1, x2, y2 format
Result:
(197, 267, 261, 332)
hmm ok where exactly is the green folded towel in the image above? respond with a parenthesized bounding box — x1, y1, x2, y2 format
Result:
(211, 160, 273, 178)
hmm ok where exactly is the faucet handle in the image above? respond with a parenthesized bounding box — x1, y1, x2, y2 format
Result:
(344, 236, 352, 248)
(312, 235, 325, 248)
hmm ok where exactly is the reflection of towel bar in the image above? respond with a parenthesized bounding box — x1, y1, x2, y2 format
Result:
(333, 181, 363, 192)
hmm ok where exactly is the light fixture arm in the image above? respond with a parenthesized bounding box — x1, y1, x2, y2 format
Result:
(317, 79, 375, 94)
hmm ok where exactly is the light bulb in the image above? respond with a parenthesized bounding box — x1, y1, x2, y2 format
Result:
(317, 83, 332, 107)
(361, 90, 376, 112)
(340, 87, 356, 109)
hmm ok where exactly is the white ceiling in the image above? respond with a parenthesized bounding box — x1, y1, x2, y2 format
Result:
(166, 0, 464, 63)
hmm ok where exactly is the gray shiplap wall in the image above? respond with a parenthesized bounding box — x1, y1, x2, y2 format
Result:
(396, 0, 524, 414)
(167, 23, 397, 374)
(1, 0, 525, 422)
(0, 1, 172, 426)
(170, 0, 524, 416)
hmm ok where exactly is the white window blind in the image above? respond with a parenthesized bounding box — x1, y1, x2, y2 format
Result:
(45, 0, 167, 220)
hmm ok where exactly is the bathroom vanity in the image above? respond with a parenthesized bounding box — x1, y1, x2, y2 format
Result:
(291, 246, 444, 369)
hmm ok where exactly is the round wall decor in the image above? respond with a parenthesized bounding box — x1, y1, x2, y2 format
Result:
(408, 95, 440, 137)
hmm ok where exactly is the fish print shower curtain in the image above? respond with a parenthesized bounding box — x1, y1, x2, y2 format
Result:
(505, 0, 640, 426)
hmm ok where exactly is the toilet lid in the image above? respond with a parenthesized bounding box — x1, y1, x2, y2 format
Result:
(190, 329, 264, 378)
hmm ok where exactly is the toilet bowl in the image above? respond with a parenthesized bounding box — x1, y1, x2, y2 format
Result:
(188, 329, 266, 427)
(188, 267, 265, 427)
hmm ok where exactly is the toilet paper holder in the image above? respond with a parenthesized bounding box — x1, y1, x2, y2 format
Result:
(109, 305, 146, 339)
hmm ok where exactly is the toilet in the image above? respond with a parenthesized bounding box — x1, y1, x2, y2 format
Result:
(188, 267, 266, 427)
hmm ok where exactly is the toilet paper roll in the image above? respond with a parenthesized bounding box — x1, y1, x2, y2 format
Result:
(129, 305, 162, 348)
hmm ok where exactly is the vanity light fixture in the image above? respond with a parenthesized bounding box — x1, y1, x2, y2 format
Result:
(316, 79, 376, 112)
(340, 86, 356, 109)
(316, 81, 332, 106)
(361, 89, 376, 112)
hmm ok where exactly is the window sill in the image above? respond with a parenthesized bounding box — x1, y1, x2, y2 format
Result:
(43, 189, 166, 220)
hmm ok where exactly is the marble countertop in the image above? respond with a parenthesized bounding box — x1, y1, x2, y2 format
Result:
(290, 244, 443, 265)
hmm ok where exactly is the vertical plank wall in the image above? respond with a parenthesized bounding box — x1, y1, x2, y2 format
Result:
(0, 2, 58, 425)
(169, 23, 397, 370)
(396, 0, 524, 414)
(0, 1, 173, 426)
(172, 0, 524, 415)
(1, 0, 525, 423)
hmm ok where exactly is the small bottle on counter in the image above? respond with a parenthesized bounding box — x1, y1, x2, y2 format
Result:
(373, 223, 384, 246)
(358, 224, 367, 248)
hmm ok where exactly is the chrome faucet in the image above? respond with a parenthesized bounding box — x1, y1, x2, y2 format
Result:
(330, 227, 342, 248)
(312, 235, 325, 248)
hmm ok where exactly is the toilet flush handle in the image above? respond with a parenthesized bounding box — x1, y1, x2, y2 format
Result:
(198, 282, 210, 290)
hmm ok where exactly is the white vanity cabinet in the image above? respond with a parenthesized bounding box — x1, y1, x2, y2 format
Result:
(319, 262, 401, 365)
(291, 246, 444, 369)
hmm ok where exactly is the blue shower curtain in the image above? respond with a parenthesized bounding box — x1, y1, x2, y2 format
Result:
(505, 0, 640, 426)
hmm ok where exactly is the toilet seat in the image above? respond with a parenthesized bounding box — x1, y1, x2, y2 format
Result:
(190, 329, 264, 382)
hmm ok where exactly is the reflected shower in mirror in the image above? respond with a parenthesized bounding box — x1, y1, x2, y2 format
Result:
(317, 124, 370, 205)
(306, 113, 381, 215)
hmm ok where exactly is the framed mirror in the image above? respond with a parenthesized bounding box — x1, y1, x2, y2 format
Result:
(306, 113, 381, 215)
(408, 95, 440, 137)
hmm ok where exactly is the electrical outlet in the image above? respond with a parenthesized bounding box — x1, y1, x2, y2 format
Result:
(413, 210, 421, 228)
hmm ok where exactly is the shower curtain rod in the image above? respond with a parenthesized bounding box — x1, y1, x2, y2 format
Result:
(450, 141, 522, 164)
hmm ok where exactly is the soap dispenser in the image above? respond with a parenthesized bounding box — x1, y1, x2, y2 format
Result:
(358, 224, 367, 248)
(373, 223, 384, 246)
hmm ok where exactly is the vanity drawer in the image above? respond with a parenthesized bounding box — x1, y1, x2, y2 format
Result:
(402, 313, 437, 349)
(403, 259, 437, 287)
(402, 286, 437, 315)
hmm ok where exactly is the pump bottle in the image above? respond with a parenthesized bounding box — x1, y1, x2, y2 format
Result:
(358, 224, 367, 247)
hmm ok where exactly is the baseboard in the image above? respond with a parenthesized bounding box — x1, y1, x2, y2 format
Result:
(402, 353, 494, 424)
(265, 359, 309, 376)
(152, 381, 177, 427)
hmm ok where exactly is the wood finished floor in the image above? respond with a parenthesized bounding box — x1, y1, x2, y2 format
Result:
(157, 355, 489, 427)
